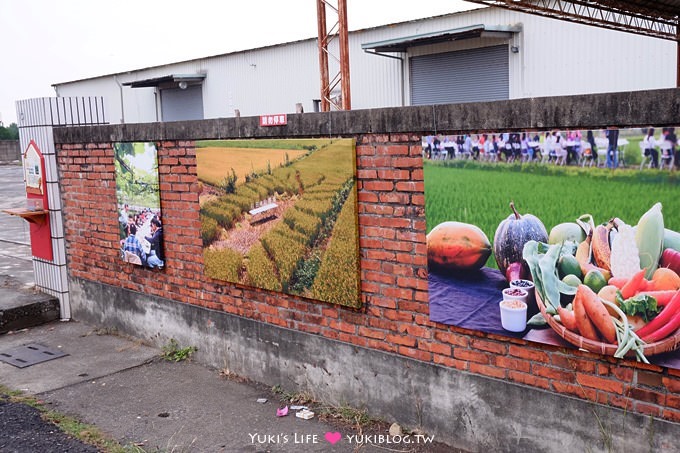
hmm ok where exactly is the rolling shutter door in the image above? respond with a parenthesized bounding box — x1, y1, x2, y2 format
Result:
(160, 85, 204, 121)
(410, 45, 509, 105)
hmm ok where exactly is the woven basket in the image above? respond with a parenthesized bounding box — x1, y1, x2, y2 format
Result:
(535, 290, 680, 357)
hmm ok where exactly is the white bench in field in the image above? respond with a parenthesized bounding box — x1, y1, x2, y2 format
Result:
(248, 202, 278, 223)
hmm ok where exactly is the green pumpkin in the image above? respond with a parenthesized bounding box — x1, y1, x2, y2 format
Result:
(494, 202, 548, 276)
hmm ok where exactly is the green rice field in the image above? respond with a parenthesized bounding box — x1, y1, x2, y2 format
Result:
(424, 161, 680, 267)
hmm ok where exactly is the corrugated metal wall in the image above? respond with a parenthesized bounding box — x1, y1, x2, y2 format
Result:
(52, 7, 676, 124)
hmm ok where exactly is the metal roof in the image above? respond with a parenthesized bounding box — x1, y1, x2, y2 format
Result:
(464, 1, 680, 40)
(361, 24, 521, 53)
(121, 74, 206, 88)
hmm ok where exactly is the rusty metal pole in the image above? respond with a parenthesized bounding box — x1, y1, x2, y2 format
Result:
(316, 0, 330, 112)
(338, 0, 351, 110)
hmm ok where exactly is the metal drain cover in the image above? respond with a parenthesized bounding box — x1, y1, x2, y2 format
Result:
(0, 343, 68, 368)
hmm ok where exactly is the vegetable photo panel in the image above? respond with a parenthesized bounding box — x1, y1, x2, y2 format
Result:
(423, 128, 680, 369)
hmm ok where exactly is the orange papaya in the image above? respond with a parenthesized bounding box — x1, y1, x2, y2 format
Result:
(427, 221, 491, 272)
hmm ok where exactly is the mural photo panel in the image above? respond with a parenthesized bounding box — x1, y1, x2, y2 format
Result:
(197, 138, 361, 308)
(424, 127, 680, 369)
(114, 142, 164, 269)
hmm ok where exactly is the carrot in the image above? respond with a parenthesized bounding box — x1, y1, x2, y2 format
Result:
(557, 306, 579, 333)
(580, 284, 617, 344)
(573, 285, 600, 341)
(642, 308, 680, 343)
(608, 277, 628, 290)
(637, 290, 679, 307)
(636, 290, 680, 339)
(620, 268, 647, 299)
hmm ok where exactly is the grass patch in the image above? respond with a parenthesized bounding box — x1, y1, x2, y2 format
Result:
(424, 160, 680, 268)
(0, 385, 141, 453)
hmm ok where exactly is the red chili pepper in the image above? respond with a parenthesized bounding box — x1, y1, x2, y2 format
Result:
(642, 308, 680, 343)
(636, 291, 680, 339)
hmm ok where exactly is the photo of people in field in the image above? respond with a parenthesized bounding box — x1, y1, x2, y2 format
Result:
(197, 138, 361, 308)
(423, 127, 680, 369)
(114, 142, 164, 269)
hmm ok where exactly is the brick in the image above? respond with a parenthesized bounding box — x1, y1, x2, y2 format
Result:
(553, 377, 595, 399)
(663, 377, 680, 394)
(469, 363, 506, 379)
(628, 388, 666, 406)
(507, 371, 551, 390)
(433, 330, 469, 347)
(358, 326, 386, 340)
(532, 364, 575, 383)
(386, 334, 416, 348)
(508, 345, 550, 363)
(433, 354, 468, 370)
(383, 310, 413, 322)
(494, 356, 531, 373)
(637, 370, 664, 388)
(363, 181, 394, 191)
(376, 145, 409, 156)
(662, 408, 680, 423)
(397, 323, 431, 339)
(470, 338, 506, 355)
(453, 349, 490, 364)
(367, 297, 396, 310)
(363, 271, 395, 285)
(366, 338, 398, 354)
(377, 169, 410, 180)
(328, 320, 356, 334)
(551, 354, 597, 373)
(395, 181, 422, 192)
(418, 341, 451, 356)
(576, 373, 624, 394)
(398, 346, 430, 362)
(665, 394, 680, 410)
(634, 402, 662, 417)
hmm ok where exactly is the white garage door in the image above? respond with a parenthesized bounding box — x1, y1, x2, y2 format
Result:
(160, 85, 204, 122)
(410, 45, 509, 105)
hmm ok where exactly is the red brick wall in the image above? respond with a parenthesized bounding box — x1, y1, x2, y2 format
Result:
(57, 135, 680, 422)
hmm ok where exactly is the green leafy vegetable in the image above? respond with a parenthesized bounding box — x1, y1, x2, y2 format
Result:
(527, 312, 548, 327)
(615, 291, 661, 323)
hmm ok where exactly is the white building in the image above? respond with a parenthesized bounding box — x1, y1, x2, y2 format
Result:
(53, 7, 676, 124)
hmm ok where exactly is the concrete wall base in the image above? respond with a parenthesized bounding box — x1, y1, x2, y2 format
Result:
(70, 277, 677, 452)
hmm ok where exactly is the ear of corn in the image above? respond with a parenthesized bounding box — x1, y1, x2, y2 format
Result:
(634, 202, 664, 280)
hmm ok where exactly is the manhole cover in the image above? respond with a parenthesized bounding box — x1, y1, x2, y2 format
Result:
(0, 343, 68, 368)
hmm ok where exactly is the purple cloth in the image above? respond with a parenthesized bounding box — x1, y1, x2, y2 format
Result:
(428, 267, 529, 337)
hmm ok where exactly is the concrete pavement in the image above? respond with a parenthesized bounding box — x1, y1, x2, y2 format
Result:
(0, 164, 33, 288)
(0, 321, 450, 452)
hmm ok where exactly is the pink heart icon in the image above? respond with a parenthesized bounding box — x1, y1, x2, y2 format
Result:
(324, 431, 341, 444)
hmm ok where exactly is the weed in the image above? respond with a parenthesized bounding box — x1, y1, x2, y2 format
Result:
(220, 168, 238, 194)
(161, 339, 197, 362)
(271, 385, 315, 406)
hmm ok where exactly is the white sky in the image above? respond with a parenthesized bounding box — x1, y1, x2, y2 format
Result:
(0, 0, 478, 125)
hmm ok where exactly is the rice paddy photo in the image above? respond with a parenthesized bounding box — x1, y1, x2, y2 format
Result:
(197, 138, 361, 308)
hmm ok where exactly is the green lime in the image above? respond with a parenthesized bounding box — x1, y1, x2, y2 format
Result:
(584, 269, 607, 294)
(558, 255, 583, 279)
(562, 274, 582, 288)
